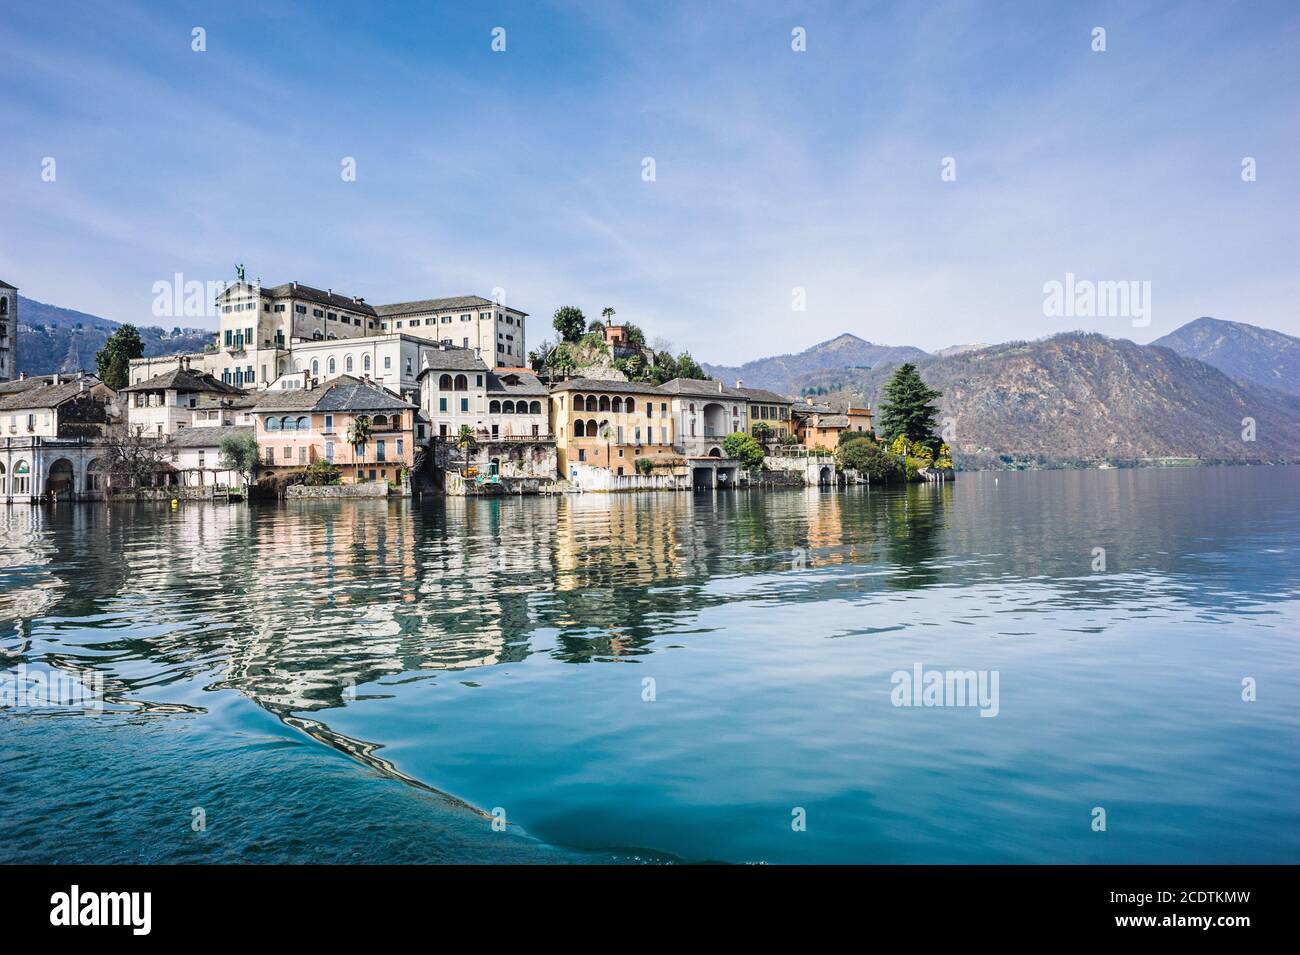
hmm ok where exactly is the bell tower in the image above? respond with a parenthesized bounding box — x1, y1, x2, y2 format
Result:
(0, 279, 16, 382)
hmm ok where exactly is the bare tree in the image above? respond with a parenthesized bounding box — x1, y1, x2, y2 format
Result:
(102, 426, 172, 491)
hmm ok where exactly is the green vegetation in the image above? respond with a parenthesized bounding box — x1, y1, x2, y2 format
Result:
(751, 421, 771, 444)
(454, 424, 478, 458)
(877, 363, 943, 454)
(836, 435, 905, 482)
(552, 305, 587, 343)
(217, 432, 259, 484)
(635, 457, 654, 475)
(723, 432, 765, 470)
(95, 324, 144, 389)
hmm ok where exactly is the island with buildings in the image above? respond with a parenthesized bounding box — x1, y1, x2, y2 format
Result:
(0, 273, 910, 505)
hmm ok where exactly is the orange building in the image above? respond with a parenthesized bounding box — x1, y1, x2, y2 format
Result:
(549, 379, 678, 477)
(252, 375, 419, 483)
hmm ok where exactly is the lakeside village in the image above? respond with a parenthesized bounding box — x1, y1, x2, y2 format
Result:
(0, 273, 953, 504)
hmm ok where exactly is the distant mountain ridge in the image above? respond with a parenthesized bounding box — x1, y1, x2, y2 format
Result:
(702, 333, 927, 393)
(15, 295, 212, 377)
(1150, 317, 1300, 395)
(790, 332, 1300, 468)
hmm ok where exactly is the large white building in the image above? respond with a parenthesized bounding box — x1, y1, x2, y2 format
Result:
(129, 278, 528, 396)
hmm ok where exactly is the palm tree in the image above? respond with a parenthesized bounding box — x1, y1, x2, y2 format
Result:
(601, 306, 615, 326)
(455, 425, 479, 473)
(598, 421, 613, 470)
(347, 416, 373, 480)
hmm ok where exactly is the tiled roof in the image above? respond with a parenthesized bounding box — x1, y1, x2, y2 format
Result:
(122, 366, 245, 395)
(548, 377, 667, 396)
(657, 377, 747, 398)
(252, 375, 414, 414)
(415, 347, 491, 374)
(0, 378, 107, 411)
(737, 386, 792, 404)
(166, 425, 254, 449)
(261, 282, 377, 316)
(0, 279, 16, 290)
(374, 295, 496, 317)
(487, 370, 547, 396)
(816, 414, 849, 428)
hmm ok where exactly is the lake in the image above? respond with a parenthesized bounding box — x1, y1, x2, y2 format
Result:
(2, 466, 1298, 864)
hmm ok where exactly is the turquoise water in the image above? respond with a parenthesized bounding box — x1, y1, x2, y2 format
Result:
(2, 467, 1298, 863)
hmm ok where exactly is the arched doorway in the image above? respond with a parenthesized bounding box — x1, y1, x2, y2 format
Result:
(818, 465, 832, 486)
(46, 458, 75, 498)
(86, 458, 106, 495)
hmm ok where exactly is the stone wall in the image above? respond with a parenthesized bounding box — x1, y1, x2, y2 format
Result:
(287, 482, 389, 498)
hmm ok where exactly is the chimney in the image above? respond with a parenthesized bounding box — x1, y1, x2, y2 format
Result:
(18, 372, 26, 380)
(735, 378, 744, 389)
(717, 380, 723, 393)
(79, 379, 88, 393)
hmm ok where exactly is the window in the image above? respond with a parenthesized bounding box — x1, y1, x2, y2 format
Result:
(396, 439, 404, 457)
(325, 441, 334, 461)
(439, 397, 447, 412)
(376, 440, 386, 462)
(384, 357, 392, 369)
(283, 446, 293, 460)
(265, 416, 281, 431)
(460, 398, 468, 412)
(490, 400, 501, 414)
(313, 308, 323, 318)
(275, 303, 286, 312)
(328, 358, 336, 374)
(312, 359, 319, 375)
(324, 414, 334, 433)
(453, 374, 467, 391)
(327, 312, 336, 321)
(345, 356, 353, 373)
(296, 305, 306, 314)
(363, 355, 371, 372)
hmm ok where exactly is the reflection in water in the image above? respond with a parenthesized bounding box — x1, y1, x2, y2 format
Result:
(2, 466, 1299, 863)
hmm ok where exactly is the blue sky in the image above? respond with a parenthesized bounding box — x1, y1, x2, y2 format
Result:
(2, 0, 1297, 361)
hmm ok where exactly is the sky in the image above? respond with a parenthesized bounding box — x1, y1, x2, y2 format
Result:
(1, 0, 1297, 363)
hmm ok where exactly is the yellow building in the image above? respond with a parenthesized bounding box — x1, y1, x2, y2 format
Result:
(549, 379, 678, 477)
(738, 386, 793, 442)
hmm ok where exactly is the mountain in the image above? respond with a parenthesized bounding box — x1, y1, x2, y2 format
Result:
(933, 342, 991, 357)
(15, 295, 213, 377)
(792, 332, 1300, 468)
(1150, 317, 1300, 395)
(702, 333, 927, 394)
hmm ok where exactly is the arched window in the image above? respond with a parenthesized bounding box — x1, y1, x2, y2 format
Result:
(529, 401, 541, 414)
(280, 416, 293, 431)
(503, 400, 515, 414)
(311, 359, 319, 376)
(586, 418, 598, 435)
(612, 397, 623, 413)
(313, 332, 322, 341)
(363, 354, 371, 372)
(598, 395, 610, 412)
(328, 358, 336, 374)
(0, 299, 7, 314)
(346, 356, 353, 372)
(454, 374, 468, 391)
(265, 416, 281, 431)
(327, 333, 336, 340)
(733, 405, 738, 416)
(373, 414, 388, 427)
(572, 395, 584, 411)
(689, 403, 696, 413)
(573, 420, 585, 437)
(296, 416, 308, 430)
(489, 400, 501, 413)
(439, 374, 452, 390)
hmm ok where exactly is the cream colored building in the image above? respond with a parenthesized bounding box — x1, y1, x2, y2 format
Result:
(375, 296, 527, 368)
(658, 377, 750, 458)
(122, 357, 248, 437)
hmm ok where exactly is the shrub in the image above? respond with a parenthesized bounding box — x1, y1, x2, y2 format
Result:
(836, 436, 905, 482)
(723, 433, 765, 470)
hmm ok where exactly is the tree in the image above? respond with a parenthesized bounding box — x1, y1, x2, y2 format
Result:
(837, 435, 905, 482)
(217, 432, 259, 485)
(723, 432, 765, 470)
(103, 426, 170, 489)
(587, 319, 605, 333)
(96, 324, 144, 389)
(552, 306, 587, 343)
(347, 416, 373, 472)
(752, 421, 772, 444)
(649, 351, 679, 384)
(675, 351, 708, 380)
(601, 306, 616, 324)
(635, 457, 653, 475)
(877, 363, 943, 453)
(624, 323, 646, 349)
(528, 339, 554, 373)
(454, 424, 478, 460)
